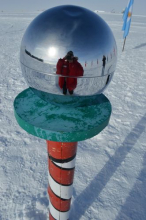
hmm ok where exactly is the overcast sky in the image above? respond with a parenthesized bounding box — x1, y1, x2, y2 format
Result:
(0, 0, 145, 15)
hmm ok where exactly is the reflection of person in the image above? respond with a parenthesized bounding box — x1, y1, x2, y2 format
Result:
(102, 55, 106, 67)
(106, 75, 110, 85)
(56, 51, 84, 95)
(101, 55, 106, 76)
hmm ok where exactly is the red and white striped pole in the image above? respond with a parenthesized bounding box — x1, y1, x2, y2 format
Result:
(14, 88, 112, 219)
(46, 140, 77, 220)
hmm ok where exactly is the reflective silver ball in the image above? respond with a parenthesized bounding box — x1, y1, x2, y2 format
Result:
(20, 5, 117, 99)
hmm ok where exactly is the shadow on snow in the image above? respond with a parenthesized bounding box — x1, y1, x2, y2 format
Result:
(133, 43, 146, 49)
(70, 113, 146, 219)
(115, 151, 146, 220)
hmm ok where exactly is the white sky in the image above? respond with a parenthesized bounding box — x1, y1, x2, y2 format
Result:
(0, 0, 145, 15)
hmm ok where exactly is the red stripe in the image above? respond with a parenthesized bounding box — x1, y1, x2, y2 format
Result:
(49, 212, 55, 220)
(48, 186, 71, 212)
(48, 159, 75, 185)
(46, 141, 77, 160)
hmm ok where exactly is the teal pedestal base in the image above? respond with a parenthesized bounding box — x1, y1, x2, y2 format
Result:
(14, 88, 112, 142)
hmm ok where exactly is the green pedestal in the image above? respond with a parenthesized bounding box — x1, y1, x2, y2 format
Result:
(14, 88, 112, 142)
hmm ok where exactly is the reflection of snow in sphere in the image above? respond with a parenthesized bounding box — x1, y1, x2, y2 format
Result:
(20, 5, 117, 102)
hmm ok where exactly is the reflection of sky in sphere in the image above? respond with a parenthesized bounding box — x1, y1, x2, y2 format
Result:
(48, 47, 57, 57)
(22, 5, 116, 64)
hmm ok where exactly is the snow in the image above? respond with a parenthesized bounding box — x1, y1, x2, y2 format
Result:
(0, 12, 146, 220)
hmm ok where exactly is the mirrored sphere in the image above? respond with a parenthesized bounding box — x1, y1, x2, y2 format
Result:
(20, 5, 117, 100)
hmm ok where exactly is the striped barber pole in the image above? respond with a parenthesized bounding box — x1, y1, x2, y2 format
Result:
(46, 140, 78, 220)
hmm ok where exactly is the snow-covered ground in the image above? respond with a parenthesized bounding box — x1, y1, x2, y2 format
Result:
(0, 12, 146, 220)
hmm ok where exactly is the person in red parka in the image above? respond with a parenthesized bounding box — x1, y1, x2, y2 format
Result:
(56, 51, 84, 95)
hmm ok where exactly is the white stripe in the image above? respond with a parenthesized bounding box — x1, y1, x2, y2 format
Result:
(53, 157, 76, 169)
(129, 5, 133, 14)
(126, 5, 133, 23)
(127, 0, 130, 7)
(127, 17, 131, 23)
(49, 201, 70, 220)
(48, 172, 73, 199)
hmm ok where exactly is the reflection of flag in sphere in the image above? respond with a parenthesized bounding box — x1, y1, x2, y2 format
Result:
(85, 61, 87, 67)
(47, 141, 77, 220)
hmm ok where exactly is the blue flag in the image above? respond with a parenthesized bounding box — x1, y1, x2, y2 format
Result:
(122, 0, 134, 38)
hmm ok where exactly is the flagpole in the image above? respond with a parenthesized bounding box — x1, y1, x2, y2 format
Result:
(122, 37, 126, 52)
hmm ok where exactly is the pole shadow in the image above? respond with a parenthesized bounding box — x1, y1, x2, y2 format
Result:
(133, 43, 146, 49)
(70, 113, 146, 219)
(115, 152, 146, 220)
